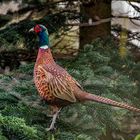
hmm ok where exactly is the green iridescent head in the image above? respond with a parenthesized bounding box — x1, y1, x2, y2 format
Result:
(29, 24, 50, 49)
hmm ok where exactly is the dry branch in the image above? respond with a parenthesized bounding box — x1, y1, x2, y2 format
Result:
(66, 18, 111, 27)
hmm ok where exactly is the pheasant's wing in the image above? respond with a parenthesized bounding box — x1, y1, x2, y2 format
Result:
(38, 65, 77, 103)
(72, 78, 82, 89)
(55, 64, 83, 90)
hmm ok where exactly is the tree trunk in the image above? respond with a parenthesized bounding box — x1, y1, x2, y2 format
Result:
(80, 0, 111, 47)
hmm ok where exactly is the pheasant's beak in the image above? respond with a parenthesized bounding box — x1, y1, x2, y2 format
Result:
(29, 27, 34, 32)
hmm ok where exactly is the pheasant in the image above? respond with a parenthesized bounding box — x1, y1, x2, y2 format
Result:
(29, 24, 140, 131)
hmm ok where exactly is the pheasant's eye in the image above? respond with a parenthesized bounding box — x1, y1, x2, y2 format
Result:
(34, 25, 42, 33)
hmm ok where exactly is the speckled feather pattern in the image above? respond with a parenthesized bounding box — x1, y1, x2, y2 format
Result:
(34, 48, 81, 106)
(34, 48, 140, 112)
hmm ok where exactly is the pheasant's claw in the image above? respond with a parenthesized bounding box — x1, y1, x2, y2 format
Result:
(46, 126, 56, 132)
(46, 108, 61, 132)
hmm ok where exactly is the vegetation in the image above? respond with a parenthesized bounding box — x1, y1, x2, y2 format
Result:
(0, 0, 140, 140)
(0, 37, 140, 140)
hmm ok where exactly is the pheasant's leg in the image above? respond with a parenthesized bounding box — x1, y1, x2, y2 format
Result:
(47, 107, 61, 131)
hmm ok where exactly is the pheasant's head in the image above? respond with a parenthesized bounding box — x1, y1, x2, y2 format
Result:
(29, 24, 50, 49)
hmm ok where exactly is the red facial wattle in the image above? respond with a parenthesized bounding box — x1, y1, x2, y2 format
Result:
(34, 25, 42, 33)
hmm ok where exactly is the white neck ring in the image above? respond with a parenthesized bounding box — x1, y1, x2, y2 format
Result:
(40, 45, 49, 49)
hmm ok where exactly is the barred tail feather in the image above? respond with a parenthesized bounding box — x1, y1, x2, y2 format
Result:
(84, 93, 140, 113)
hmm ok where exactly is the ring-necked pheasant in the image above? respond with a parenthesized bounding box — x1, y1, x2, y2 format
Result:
(29, 24, 140, 131)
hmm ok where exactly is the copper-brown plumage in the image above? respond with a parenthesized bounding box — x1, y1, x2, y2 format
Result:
(30, 24, 140, 131)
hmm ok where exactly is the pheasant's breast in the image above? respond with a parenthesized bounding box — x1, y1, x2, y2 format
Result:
(34, 67, 55, 103)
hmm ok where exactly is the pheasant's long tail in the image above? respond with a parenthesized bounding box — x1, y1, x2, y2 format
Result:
(84, 92, 140, 113)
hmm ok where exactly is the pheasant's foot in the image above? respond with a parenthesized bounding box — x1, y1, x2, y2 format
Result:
(46, 108, 61, 131)
(46, 126, 56, 132)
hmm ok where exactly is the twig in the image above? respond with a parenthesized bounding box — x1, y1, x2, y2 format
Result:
(65, 18, 111, 27)
(112, 16, 140, 20)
